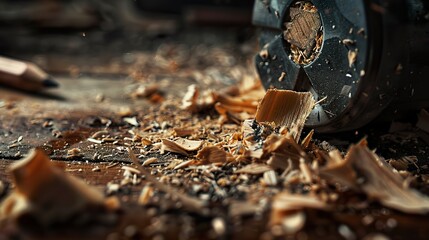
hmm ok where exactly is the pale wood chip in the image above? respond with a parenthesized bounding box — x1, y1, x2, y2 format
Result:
(161, 138, 204, 155)
(263, 170, 278, 186)
(127, 148, 206, 214)
(255, 89, 315, 140)
(235, 163, 272, 174)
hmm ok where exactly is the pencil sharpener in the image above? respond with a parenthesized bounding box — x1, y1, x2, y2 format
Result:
(253, 0, 429, 132)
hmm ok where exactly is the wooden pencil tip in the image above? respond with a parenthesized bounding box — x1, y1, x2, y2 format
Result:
(42, 77, 59, 88)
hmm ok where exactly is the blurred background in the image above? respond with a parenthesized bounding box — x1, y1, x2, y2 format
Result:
(0, 0, 256, 82)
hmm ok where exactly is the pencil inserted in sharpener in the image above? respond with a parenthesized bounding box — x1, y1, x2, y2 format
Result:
(253, 0, 429, 132)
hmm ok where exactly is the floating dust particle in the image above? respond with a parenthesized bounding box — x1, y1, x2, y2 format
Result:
(255, 89, 315, 140)
(348, 49, 358, 67)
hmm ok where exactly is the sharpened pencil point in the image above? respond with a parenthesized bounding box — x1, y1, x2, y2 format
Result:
(42, 77, 59, 88)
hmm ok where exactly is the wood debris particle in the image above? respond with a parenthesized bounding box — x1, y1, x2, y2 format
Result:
(121, 166, 141, 175)
(263, 170, 278, 186)
(91, 166, 101, 172)
(123, 117, 139, 127)
(0, 149, 117, 225)
(270, 193, 326, 234)
(235, 163, 272, 174)
(130, 84, 161, 99)
(142, 157, 158, 166)
(278, 72, 286, 82)
(259, 48, 269, 59)
(196, 146, 235, 164)
(255, 89, 315, 140)
(138, 185, 154, 206)
(181, 84, 199, 113)
(348, 49, 358, 68)
(67, 148, 83, 158)
(301, 129, 314, 149)
(284, 2, 321, 56)
(161, 138, 204, 155)
(319, 142, 429, 214)
(127, 148, 206, 214)
(212, 217, 226, 236)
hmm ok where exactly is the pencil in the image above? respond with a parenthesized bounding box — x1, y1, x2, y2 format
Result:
(0, 56, 59, 92)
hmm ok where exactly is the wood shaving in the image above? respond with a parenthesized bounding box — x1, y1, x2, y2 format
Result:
(161, 138, 204, 155)
(255, 89, 315, 140)
(0, 149, 116, 226)
(319, 142, 429, 214)
(196, 146, 235, 164)
(127, 148, 206, 214)
(348, 49, 358, 68)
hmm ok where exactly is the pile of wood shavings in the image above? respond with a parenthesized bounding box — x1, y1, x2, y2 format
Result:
(2, 79, 429, 239)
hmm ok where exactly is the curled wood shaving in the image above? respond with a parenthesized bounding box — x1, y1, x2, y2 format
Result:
(0, 149, 116, 225)
(319, 142, 429, 214)
(255, 89, 315, 140)
(196, 146, 235, 164)
(161, 138, 204, 155)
